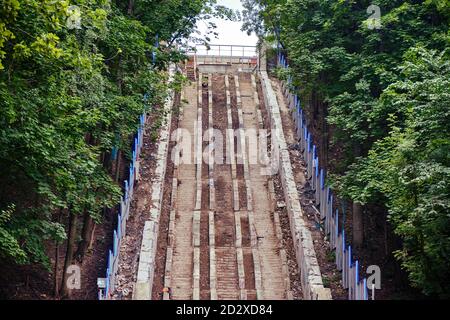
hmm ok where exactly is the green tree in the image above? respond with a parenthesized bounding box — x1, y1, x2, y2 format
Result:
(245, 0, 450, 296)
(0, 0, 224, 298)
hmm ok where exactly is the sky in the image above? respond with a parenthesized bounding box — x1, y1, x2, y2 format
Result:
(195, 0, 258, 46)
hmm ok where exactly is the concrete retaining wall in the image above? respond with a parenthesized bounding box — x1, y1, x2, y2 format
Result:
(258, 69, 332, 300)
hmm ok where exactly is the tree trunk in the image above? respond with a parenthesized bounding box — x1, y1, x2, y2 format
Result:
(53, 209, 63, 298)
(319, 97, 328, 169)
(76, 211, 95, 262)
(102, 151, 112, 173)
(353, 201, 364, 248)
(60, 209, 78, 298)
(54, 242, 59, 298)
(352, 144, 364, 248)
(384, 210, 389, 256)
(115, 149, 122, 182)
(128, 0, 134, 16)
(89, 224, 97, 250)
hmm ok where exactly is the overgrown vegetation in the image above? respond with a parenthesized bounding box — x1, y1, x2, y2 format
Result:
(243, 0, 449, 297)
(0, 0, 234, 298)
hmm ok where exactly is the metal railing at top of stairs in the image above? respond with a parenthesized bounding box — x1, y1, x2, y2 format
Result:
(186, 44, 258, 65)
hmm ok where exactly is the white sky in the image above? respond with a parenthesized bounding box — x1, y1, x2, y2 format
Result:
(195, 0, 258, 46)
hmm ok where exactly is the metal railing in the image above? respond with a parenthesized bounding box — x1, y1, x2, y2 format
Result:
(97, 113, 146, 300)
(189, 44, 257, 57)
(278, 52, 371, 300)
(186, 44, 257, 65)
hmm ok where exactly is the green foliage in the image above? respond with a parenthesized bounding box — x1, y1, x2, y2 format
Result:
(273, 65, 290, 81)
(0, 205, 27, 264)
(125, 0, 238, 47)
(0, 0, 219, 273)
(246, 0, 450, 296)
(170, 70, 190, 94)
(341, 48, 450, 297)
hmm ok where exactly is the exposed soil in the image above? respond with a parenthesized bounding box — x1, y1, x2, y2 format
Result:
(109, 122, 159, 300)
(288, 145, 348, 300)
(240, 210, 251, 248)
(229, 76, 241, 167)
(0, 260, 54, 300)
(243, 249, 256, 295)
(214, 176, 234, 248)
(200, 76, 210, 300)
(150, 103, 178, 300)
(270, 77, 347, 300)
(71, 206, 116, 300)
(212, 74, 227, 163)
(272, 176, 303, 300)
